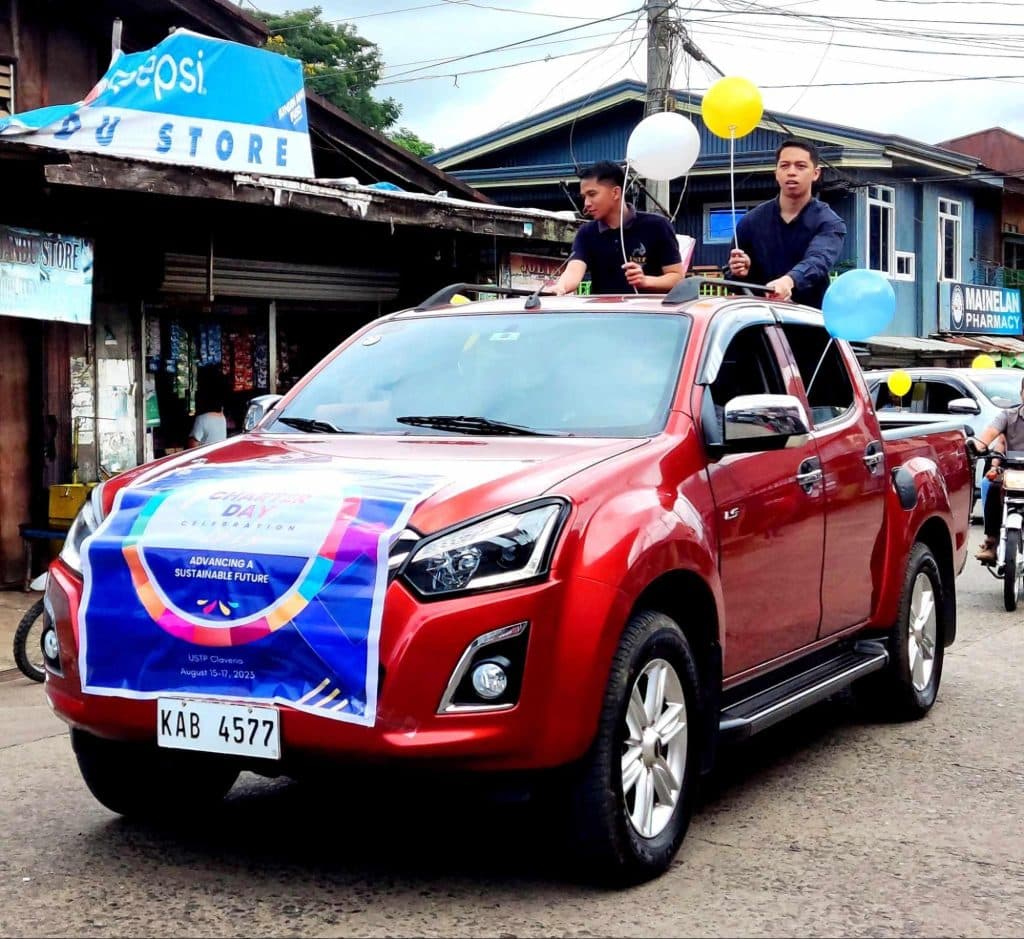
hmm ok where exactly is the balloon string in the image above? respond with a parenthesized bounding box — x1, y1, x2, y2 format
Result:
(621, 161, 638, 294)
(729, 127, 738, 251)
(805, 336, 834, 402)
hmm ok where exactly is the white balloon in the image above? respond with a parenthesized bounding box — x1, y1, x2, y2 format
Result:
(626, 112, 701, 181)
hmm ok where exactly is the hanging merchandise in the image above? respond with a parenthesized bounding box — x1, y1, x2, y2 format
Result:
(166, 319, 181, 375)
(231, 328, 254, 393)
(254, 330, 269, 390)
(145, 313, 162, 372)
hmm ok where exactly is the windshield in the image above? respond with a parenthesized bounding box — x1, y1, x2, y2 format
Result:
(271, 311, 690, 437)
(974, 375, 1022, 409)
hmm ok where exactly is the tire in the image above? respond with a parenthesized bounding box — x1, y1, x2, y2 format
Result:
(13, 599, 46, 683)
(865, 542, 946, 721)
(71, 729, 240, 819)
(1004, 530, 1022, 612)
(566, 610, 702, 885)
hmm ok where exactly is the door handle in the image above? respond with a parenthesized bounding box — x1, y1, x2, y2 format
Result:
(863, 440, 884, 475)
(795, 457, 823, 493)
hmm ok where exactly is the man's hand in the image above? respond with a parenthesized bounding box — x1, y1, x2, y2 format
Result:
(728, 248, 750, 278)
(622, 261, 647, 289)
(767, 274, 796, 302)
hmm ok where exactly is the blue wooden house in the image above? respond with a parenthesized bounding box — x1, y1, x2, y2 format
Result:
(432, 80, 1005, 343)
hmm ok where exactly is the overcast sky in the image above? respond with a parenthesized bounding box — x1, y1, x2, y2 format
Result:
(250, 0, 1024, 154)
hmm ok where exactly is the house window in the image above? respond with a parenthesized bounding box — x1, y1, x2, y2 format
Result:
(0, 62, 12, 117)
(938, 198, 962, 282)
(895, 251, 915, 282)
(703, 203, 755, 245)
(867, 185, 895, 276)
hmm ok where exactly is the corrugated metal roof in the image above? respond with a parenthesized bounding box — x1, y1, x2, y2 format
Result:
(858, 335, 969, 353)
(937, 334, 1024, 353)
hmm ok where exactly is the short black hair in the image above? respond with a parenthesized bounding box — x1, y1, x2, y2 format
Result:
(775, 138, 820, 166)
(578, 160, 625, 188)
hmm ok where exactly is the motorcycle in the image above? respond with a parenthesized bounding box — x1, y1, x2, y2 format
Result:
(973, 443, 1024, 611)
(13, 571, 49, 682)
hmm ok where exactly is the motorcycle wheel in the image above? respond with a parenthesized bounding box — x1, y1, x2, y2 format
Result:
(1004, 530, 1022, 612)
(13, 598, 46, 682)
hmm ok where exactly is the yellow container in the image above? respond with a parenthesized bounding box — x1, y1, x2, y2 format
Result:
(48, 482, 97, 526)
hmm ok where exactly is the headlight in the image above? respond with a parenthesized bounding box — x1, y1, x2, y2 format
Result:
(58, 484, 106, 574)
(402, 500, 567, 597)
(1004, 469, 1024, 492)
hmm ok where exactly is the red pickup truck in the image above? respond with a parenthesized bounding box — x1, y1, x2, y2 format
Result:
(42, 281, 973, 884)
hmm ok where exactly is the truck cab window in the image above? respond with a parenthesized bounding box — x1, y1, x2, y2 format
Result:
(781, 324, 855, 425)
(704, 325, 786, 444)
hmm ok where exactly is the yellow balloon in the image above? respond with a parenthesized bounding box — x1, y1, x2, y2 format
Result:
(972, 353, 996, 369)
(450, 293, 471, 305)
(701, 76, 764, 139)
(887, 370, 912, 397)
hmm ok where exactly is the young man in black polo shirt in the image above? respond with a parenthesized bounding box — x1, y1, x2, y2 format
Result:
(727, 138, 846, 308)
(552, 161, 684, 296)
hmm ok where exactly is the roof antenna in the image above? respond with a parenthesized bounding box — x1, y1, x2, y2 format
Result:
(524, 252, 576, 310)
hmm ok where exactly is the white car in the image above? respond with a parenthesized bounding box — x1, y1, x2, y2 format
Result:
(863, 366, 1023, 515)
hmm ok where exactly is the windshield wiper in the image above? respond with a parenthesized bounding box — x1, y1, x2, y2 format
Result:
(276, 416, 349, 434)
(395, 415, 555, 436)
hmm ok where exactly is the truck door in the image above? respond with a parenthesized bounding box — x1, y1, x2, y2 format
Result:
(777, 319, 887, 635)
(700, 320, 825, 678)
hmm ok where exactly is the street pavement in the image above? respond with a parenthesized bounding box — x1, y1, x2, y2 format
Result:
(0, 527, 1021, 938)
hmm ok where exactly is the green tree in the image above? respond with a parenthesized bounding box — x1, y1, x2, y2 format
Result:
(387, 126, 435, 158)
(256, 6, 400, 132)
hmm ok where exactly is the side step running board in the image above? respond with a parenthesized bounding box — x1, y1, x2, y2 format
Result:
(719, 641, 888, 742)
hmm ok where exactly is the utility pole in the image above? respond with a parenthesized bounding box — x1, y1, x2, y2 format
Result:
(644, 0, 674, 215)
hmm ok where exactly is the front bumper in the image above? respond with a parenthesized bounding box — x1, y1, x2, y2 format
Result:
(44, 560, 629, 773)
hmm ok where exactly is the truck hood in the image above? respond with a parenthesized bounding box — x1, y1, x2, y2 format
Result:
(113, 433, 648, 534)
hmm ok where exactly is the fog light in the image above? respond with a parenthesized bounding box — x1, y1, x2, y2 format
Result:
(43, 628, 59, 662)
(471, 662, 508, 700)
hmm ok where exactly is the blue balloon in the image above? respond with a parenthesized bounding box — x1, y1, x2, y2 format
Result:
(822, 269, 896, 342)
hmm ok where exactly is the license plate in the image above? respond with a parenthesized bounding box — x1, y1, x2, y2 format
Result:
(157, 698, 281, 760)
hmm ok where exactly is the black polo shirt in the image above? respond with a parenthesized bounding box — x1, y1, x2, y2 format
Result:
(735, 196, 846, 308)
(571, 206, 682, 294)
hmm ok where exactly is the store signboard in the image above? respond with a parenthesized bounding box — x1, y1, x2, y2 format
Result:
(0, 30, 313, 178)
(0, 225, 94, 324)
(939, 281, 1022, 335)
(506, 253, 568, 290)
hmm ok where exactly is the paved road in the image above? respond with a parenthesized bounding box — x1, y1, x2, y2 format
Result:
(1, 529, 1021, 938)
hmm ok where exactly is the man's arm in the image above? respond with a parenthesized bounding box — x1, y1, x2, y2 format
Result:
(787, 216, 847, 294)
(624, 261, 684, 292)
(553, 259, 588, 296)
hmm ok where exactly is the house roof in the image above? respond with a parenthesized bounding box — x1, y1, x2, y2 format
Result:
(307, 95, 489, 203)
(433, 79, 984, 180)
(115, 0, 269, 47)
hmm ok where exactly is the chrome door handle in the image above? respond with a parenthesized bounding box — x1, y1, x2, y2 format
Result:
(863, 440, 884, 475)
(795, 468, 824, 489)
(795, 456, 823, 492)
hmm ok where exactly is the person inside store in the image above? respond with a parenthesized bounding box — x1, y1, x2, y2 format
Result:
(972, 379, 1024, 563)
(727, 138, 846, 308)
(187, 366, 228, 449)
(551, 161, 684, 296)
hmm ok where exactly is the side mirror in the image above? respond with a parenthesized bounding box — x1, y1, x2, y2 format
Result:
(243, 394, 283, 431)
(722, 394, 810, 451)
(947, 397, 981, 415)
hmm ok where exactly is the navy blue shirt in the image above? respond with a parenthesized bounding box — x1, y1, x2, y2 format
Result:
(735, 197, 846, 308)
(571, 206, 682, 294)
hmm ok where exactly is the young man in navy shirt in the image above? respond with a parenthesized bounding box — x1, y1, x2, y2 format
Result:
(727, 138, 846, 308)
(553, 161, 684, 296)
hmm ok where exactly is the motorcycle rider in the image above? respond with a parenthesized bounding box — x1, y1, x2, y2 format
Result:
(973, 375, 1024, 563)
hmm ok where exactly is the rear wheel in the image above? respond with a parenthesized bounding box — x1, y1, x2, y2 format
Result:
(1004, 530, 1022, 612)
(863, 542, 946, 721)
(13, 599, 45, 683)
(566, 610, 702, 885)
(72, 729, 239, 819)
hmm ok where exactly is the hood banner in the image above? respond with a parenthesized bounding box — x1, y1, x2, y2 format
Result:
(0, 29, 314, 178)
(79, 462, 443, 726)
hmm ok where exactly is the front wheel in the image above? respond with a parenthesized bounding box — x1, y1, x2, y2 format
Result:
(566, 610, 702, 885)
(13, 599, 46, 683)
(1004, 529, 1022, 612)
(71, 729, 239, 819)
